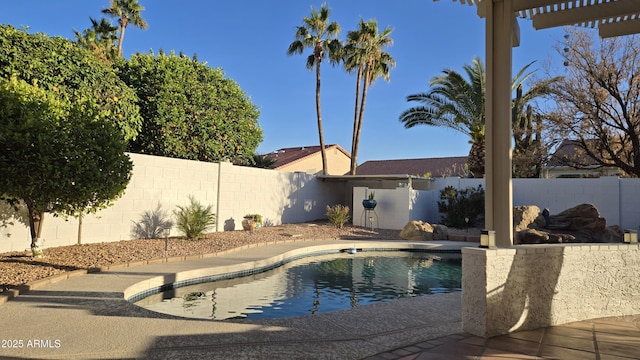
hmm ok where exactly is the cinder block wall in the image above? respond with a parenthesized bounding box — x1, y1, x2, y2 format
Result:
(513, 177, 622, 227)
(0, 153, 343, 253)
(423, 177, 637, 231)
(462, 244, 640, 337)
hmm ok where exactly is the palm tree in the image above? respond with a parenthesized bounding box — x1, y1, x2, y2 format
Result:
(344, 19, 395, 175)
(251, 154, 277, 169)
(74, 17, 119, 62)
(102, 0, 148, 58)
(399, 57, 543, 178)
(287, 3, 342, 175)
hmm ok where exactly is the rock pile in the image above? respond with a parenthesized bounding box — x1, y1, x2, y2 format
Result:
(398, 203, 623, 244)
(515, 203, 622, 244)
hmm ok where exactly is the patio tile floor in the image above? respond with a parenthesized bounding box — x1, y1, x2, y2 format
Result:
(365, 315, 640, 360)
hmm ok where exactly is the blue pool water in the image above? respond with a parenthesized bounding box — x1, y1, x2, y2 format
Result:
(135, 251, 462, 320)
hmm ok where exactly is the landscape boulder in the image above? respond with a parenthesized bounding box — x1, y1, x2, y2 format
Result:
(399, 220, 434, 241)
(547, 203, 605, 232)
(518, 228, 551, 244)
(513, 205, 544, 231)
(514, 203, 622, 244)
(432, 224, 449, 240)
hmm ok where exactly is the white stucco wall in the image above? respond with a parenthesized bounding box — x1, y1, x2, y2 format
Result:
(425, 177, 634, 230)
(3, 156, 640, 253)
(353, 176, 639, 231)
(0, 153, 343, 253)
(619, 179, 640, 232)
(462, 243, 640, 337)
(513, 177, 621, 228)
(353, 186, 435, 230)
(352, 187, 402, 229)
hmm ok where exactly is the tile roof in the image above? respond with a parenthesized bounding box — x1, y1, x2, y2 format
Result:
(263, 144, 350, 169)
(547, 139, 601, 167)
(356, 156, 468, 177)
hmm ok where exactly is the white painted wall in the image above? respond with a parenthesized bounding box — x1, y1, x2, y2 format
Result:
(513, 177, 621, 227)
(355, 176, 638, 231)
(353, 187, 408, 229)
(3, 153, 640, 254)
(0, 153, 342, 253)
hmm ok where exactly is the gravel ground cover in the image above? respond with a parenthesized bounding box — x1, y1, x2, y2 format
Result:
(0, 221, 403, 293)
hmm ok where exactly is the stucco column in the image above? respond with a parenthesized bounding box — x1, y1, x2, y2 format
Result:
(485, 0, 514, 246)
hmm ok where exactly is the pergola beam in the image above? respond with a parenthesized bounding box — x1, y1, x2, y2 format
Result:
(459, 0, 640, 36)
(599, 18, 640, 38)
(532, 0, 640, 30)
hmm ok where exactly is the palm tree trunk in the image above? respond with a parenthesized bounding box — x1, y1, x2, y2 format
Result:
(350, 66, 364, 175)
(117, 24, 126, 57)
(467, 140, 485, 178)
(315, 59, 328, 175)
(351, 65, 372, 175)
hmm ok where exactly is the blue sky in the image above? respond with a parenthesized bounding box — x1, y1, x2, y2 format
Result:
(0, 0, 568, 164)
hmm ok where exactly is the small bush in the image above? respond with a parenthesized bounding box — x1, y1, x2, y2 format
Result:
(174, 195, 216, 239)
(131, 204, 174, 239)
(437, 185, 485, 228)
(243, 214, 263, 225)
(326, 204, 350, 229)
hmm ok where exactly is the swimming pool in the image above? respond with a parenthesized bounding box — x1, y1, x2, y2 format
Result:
(134, 250, 462, 320)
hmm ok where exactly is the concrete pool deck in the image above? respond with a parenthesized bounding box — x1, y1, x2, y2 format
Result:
(0, 239, 638, 359)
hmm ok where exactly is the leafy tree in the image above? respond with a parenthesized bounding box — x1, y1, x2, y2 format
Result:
(115, 51, 262, 163)
(102, 0, 148, 58)
(548, 28, 640, 177)
(0, 24, 142, 141)
(73, 17, 119, 62)
(0, 77, 132, 256)
(287, 3, 342, 175)
(399, 57, 554, 178)
(344, 18, 395, 175)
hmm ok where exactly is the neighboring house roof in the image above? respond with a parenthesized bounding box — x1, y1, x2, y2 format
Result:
(356, 156, 468, 177)
(264, 144, 350, 169)
(547, 139, 603, 168)
(546, 139, 627, 178)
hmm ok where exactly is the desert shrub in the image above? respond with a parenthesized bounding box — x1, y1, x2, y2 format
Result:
(131, 204, 174, 239)
(326, 204, 350, 229)
(174, 196, 216, 239)
(437, 185, 485, 228)
(243, 214, 263, 225)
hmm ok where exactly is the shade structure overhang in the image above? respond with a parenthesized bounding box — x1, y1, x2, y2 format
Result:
(434, 0, 640, 246)
(439, 0, 640, 39)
